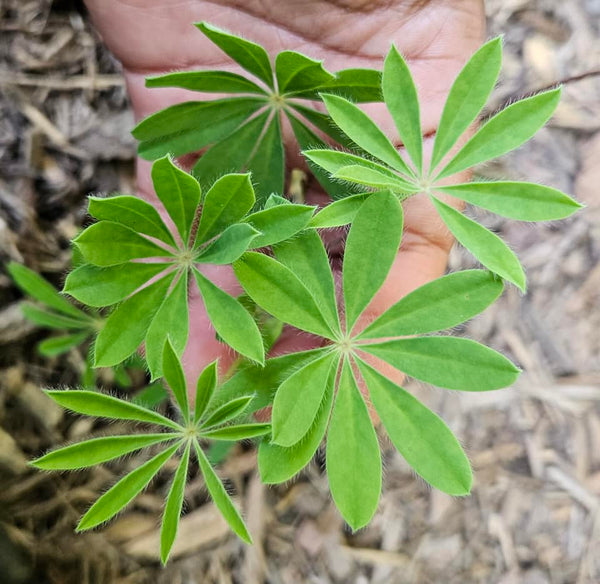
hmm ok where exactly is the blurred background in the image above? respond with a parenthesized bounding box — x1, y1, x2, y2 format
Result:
(1, 0, 599, 582)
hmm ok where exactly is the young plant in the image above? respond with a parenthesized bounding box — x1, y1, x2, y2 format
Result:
(304, 37, 582, 290)
(132, 22, 382, 201)
(64, 155, 314, 378)
(30, 340, 270, 563)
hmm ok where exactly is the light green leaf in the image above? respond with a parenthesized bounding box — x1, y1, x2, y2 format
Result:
(437, 181, 583, 221)
(195, 173, 256, 245)
(334, 165, 416, 192)
(274, 229, 340, 334)
(383, 45, 422, 173)
(196, 22, 273, 90)
(193, 268, 264, 364)
(21, 303, 91, 330)
(326, 359, 381, 531)
(358, 270, 504, 339)
(7, 262, 90, 319)
(74, 222, 172, 267)
(201, 396, 253, 429)
(88, 195, 176, 247)
(77, 443, 179, 531)
(201, 423, 271, 441)
(162, 339, 189, 422)
(151, 156, 201, 244)
(31, 433, 179, 470)
(147, 70, 266, 94)
(357, 359, 472, 495)
(196, 223, 260, 265)
(233, 252, 334, 338)
(94, 273, 173, 367)
(45, 389, 180, 429)
(64, 262, 171, 307)
(246, 115, 285, 202)
(431, 37, 502, 171)
(272, 351, 337, 447)
(160, 442, 191, 565)
(194, 360, 218, 424)
(308, 193, 370, 228)
(303, 148, 401, 180)
(145, 271, 189, 381)
(437, 88, 562, 179)
(193, 440, 252, 543)
(431, 196, 526, 290)
(360, 336, 521, 391)
(344, 191, 403, 331)
(258, 360, 336, 484)
(321, 93, 413, 177)
(276, 51, 335, 94)
(244, 204, 315, 248)
(39, 332, 89, 357)
(133, 98, 264, 160)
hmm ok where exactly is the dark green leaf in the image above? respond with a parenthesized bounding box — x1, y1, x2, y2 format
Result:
(147, 70, 265, 94)
(31, 433, 179, 470)
(437, 181, 583, 221)
(382, 45, 422, 173)
(291, 68, 382, 102)
(276, 50, 335, 94)
(196, 223, 260, 264)
(360, 336, 521, 391)
(194, 360, 218, 424)
(21, 302, 91, 330)
(358, 270, 504, 339)
(437, 88, 562, 179)
(77, 443, 179, 531)
(132, 383, 169, 410)
(326, 359, 381, 530)
(289, 103, 356, 148)
(162, 339, 190, 421)
(201, 423, 271, 441)
(308, 193, 370, 228)
(244, 204, 315, 248)
(431, 37, 502, 171)
(357, 359, 472, 495)
(38, 332, 89, 357)
(431, 196, 526, 290)
(201, 395, 253, 429)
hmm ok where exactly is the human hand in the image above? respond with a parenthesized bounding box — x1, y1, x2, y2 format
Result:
(84, 0, 486, 388)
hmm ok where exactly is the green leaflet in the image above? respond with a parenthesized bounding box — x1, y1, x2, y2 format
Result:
(196, 223, 260, 265)
(303, 149, 401, 181)
(382, 45, 422, 173)
(201, 396, 253, 429)
(20, 303, 91, 330)
(333, 165, 416, 193)
(357, 270, 504, 339)
(233, 252, 334, 339)
(430, 37, 502, 172)
(64, 262, 171, 307)
(289, 103, 356, 149)
(273, 229, 340, 334)
(244, 203, 315, 248)
(321, 93, 413, 177)
(326, 359, 381, 531)
(276, 51, 335, 94)
(77, 443, 180, 531)
(246, 115, 284, 202)
(39, 332, 89, 357)
(437, 88, 561, 179)
(160, 442, 191, 565)
(196, 22, 273, 90)
(45, 389, 180, 430)
(194, 360, 218, 424)
(193, 440, 252, 543)
(134, 99, 264, 160)
(146, 70, 266, 94)
(271, 351, 337, 447)
(290, 68, 382, 102)
(88, 195, 176, 247)
(74, 222, 172, 267)
(437, 182, 583, 221)
(94, 273, 173, 367)
(193, 269, 265, 364)
(308, 193, 370, 228)
(357, 359, 472, 495)
(145, 271, 189, 381)
(162, 339, 190, 421)
(431, 196, 526, 291)
(343, 192, 403, 331)
(258, 361, 336, 484)
(200, 423, 271, 441)
(195, 173, 255, 245)
(151, 156, 201, 244)
(360, 336, 520, 391)
(8, 262, 90, 319)
(31, 433, 179, 470)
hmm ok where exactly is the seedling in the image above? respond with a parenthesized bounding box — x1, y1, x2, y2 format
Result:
(23, 26, 582, 559)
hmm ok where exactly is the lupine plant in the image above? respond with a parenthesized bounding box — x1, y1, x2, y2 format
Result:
(26, 25, 582, 562)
